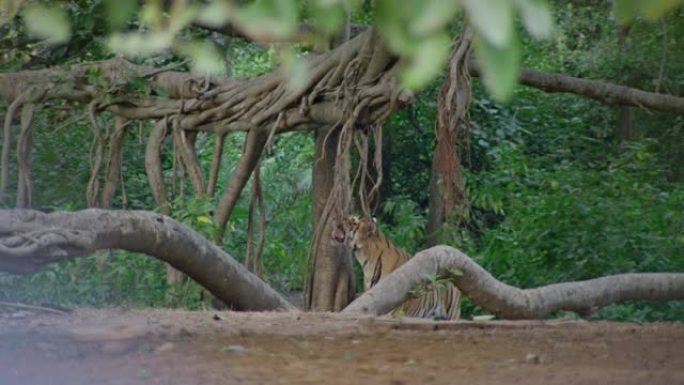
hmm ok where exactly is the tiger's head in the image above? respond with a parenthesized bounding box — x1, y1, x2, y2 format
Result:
(331, 215, 378, 249)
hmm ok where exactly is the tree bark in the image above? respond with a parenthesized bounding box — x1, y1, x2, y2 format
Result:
(143, 119, 184, 285)
(1, 90, 33, 205)
(213, 128, 267, 243)
(616, 26, 635, 143)
(101, 116, 127, 209)
(468, 63, 684, 115)
(343, 245, 684, 319)
(426, 28, 472, 246)
(15, 103, 34, 208)
(306, 126, 356, 311)
(305, 13, 358, 312)
(207, 134, 225, 198)
(145, 119, 169, 212)
(0, 209, 295, 311)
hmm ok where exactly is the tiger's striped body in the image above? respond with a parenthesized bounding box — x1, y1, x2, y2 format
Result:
(333, 216, 461, 320)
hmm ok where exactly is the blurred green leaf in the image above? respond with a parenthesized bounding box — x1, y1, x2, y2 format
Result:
(280, 49, 309, 92)
(196, 1, 232, 27)
(400, 32, 451, 90)
(108, 32, 174, 57)
(236, 0, 298, 40)
(375, 0, 417, 54)
(410, 0, 459, 35)
(614, 0, 684, 23)
(473, 33, 520, 102)
(513, 0, 553, 39)
(310, 2, 345, 36)
(178, 41, 226, 76)
(140, 1, 162, 28)
(104, 0, 138, 30)
(462, 0, 513, 47)
(23, 4, 71, 44)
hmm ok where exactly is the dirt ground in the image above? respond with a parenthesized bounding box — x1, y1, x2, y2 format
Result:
(0, 307, 683, 385)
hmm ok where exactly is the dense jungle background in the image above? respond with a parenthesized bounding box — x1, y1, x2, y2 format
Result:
(0, 0, 683, 322)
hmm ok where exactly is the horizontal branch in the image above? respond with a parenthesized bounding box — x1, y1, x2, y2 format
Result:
(0, 209, 295, 312)
(192, 20, 367, 42)
(343, 245, 684, 319)
(469, 62, 684, 115)
(0, 30, 388, 133)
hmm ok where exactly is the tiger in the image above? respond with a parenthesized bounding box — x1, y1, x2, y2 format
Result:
(332, 215, 461, 320)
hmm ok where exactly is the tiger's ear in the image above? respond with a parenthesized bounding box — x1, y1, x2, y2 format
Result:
(365, 218, 379, 238)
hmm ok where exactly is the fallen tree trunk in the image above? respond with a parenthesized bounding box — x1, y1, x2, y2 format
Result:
(0, 209, 295, 312)
(343, 245, 684, 319)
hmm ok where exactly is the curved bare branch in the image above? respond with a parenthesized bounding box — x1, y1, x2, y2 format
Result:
(213, 128, 267, 242)
(343, 245, 684, 319)
(0, 209, 296, 312)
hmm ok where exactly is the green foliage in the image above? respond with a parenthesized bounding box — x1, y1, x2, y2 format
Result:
(471, 141, 684, 285)
(473, 33, 521, 102)
(11, 0, 554, 98)
(0, 250, 169, 307)
(380, 4, 684, 322)
(614, 0, 684, 23)
(22, 4, 71, 44)
(379, 195, 427, 252)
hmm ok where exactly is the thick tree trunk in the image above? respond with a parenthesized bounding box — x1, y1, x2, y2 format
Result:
(306, 126, 355, 311)
(0, 209, 295, 311)
(306, 13, 357, 312)
(343, 245, 684, 319)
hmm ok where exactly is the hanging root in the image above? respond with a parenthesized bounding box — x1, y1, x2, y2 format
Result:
(244, 163, 265, 276)
(309, 33, 403, 256)
(212, 128, 268, 243)
(145, 118, 169, 212)
(16, 103, 35, 208)
(101, 116, 128, 209)
(86, 101, 107, 208)
(207, 134, 225, 198)
(1, 89, 33, 204)
(434, 27, 473, 223)
(172, 118, 205, 195)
